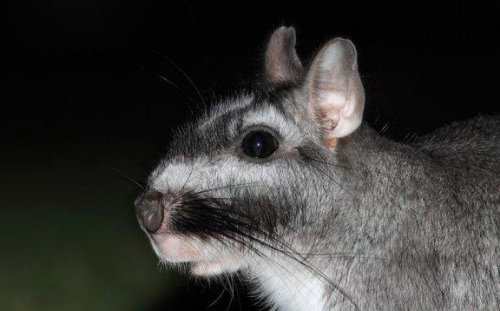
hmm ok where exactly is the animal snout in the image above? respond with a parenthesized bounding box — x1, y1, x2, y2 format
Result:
(135, 190, 165, 233)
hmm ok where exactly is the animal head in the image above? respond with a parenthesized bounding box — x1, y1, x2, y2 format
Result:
(135, 26, 365, 276)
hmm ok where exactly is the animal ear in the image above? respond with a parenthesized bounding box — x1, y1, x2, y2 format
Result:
(264, 26, 304, 83)
(305, 38, 365, 143)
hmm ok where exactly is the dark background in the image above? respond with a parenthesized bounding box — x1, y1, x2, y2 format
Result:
(2, 1, 499, 310)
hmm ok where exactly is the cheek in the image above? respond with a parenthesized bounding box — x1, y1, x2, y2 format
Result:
(151, 155, 289, 197)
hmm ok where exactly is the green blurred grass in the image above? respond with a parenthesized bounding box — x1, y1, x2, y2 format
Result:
(0, 138, 176, 311)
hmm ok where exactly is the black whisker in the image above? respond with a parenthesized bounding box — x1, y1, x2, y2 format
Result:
(175, 195, 361, 310)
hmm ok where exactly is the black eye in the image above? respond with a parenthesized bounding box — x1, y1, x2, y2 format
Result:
(241, 131, 279, 158)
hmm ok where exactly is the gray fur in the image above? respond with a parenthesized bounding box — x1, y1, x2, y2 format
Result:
(137, 28, 500, 310)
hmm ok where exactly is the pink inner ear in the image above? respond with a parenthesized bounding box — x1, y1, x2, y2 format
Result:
(311, 90, 346, 133)
(315, 109, 338, 131)
(305, 38, 365, 140)
(313, 107, 338, 149)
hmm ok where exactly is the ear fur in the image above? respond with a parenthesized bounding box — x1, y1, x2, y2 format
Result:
(264, 26, 304, 83)
(305, 38, 365, 142)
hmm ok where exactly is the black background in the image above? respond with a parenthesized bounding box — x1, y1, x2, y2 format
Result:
(2, 1, 499, 310)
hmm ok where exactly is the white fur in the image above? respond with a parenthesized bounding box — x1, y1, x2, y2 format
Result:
(249, 257, 327, 311)
(241, 105, 304, 145)
(198, 94, 253, 130)
(151, 157, 210, 192)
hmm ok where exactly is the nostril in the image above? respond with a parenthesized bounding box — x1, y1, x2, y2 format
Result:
(135, 191, 165, 233)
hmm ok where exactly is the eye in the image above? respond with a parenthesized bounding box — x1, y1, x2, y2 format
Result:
(241, 131, 279, 158)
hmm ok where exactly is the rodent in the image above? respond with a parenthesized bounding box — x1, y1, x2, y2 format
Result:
(135, 26, 500, 310)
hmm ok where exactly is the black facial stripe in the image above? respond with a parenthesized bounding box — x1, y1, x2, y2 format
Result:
(170, 186, 304, 239)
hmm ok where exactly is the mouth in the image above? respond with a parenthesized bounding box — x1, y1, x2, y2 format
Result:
(145, 231, 244, 276)
(147, 232, 207, 263)
(136, 189, 249, 275)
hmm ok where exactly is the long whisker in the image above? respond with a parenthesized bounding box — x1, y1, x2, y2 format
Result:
(185, 193, 385, 261)
(159, 75, 200, 107)
(177, 197, 361, 310)
(188, 182, 270, 197)
(306, 154, 416, 180)
(305, 159, 356, 198)
(154, 50, 207, 108)
(180, 162, 195, 193)
(111, 168, 144, 190)
(207, 287, 226, 308)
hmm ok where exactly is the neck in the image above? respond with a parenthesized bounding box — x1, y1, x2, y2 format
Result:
(247, 255, 328, 311)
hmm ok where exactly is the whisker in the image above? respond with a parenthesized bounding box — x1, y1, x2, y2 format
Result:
(176, 198, 361, 310)
(159, 75, 200, 107)
(306, 154, 414, 180)
(207, 287, 226, 308)
(305, 159, 356, 198)
(187, 182, 269, 197)
(111, 168, 144, 190)
(154, 50, 207, 108)
(180, 162, 195, 193)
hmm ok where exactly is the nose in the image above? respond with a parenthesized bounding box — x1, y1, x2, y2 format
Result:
(135, 190, 165, 233)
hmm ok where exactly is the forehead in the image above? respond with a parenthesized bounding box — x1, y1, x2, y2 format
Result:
(199, 87, 301, 134)
(167, 88, 304, 159)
